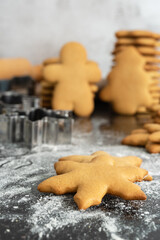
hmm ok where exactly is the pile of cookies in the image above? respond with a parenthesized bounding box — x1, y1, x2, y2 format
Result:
(40, 80, 54, 109)
(38, 151, 152, 210)
(122, 110, 160, 153)
(40, 58, 59, 109)
(100, 30, 160, 115)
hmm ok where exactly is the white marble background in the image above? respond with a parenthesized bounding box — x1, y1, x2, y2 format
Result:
(0, 0, 160, 78)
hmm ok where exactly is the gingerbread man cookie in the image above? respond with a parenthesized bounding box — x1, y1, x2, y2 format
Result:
(38, 151, 151, 210)
(43, 42, 101, 117)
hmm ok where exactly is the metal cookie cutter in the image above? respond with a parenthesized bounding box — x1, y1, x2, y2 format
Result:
(0, 91, 41, 144)
(0, 91, 40, 113)
(0, 76, 35, 95)
(0, 107, 72, 148)
(0, 111, 26, 143)
(24, 109, 72, 148)
(0, 91, 22, 113)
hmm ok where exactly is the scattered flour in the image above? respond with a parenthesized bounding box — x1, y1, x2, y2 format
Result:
(0, 116, 160, 239)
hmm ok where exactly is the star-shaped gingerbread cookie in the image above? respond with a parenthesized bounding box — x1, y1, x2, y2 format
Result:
(57, 151, 152, 181)
(38, 151, 151, 210)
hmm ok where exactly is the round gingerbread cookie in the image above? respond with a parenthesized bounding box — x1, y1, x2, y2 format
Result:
(145, 64, 160, 71)
(116, 38, 160, 47)
(113, 55, 160, 65)
(113, 46, 160, 56)
(116, 30, 160, 39)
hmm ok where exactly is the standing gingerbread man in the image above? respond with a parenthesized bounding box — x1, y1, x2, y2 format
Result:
(43, 42, 101, 117)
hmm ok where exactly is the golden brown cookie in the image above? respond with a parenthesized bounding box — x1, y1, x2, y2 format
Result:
(43, 42, 101, 117)
(32, 65, 43, 81)
(41, 91, 52, 98)
(0, 58, 42, 81)
(150, 92, 160, 99)
(41, 86, 55, 96)
(116, 30, 160, 39)
(149, 85, 160, 92)
(100, 47, 153, 115)
(40, 79, 55, 108)
(41, 81, 54, 88)
(137, 106, 149, 113)
(89, 84, 99, 93)
(145, 65, 160, 71)
(59, 151, 152, 181)
(115, 38, 160, 47)
(113, 55, 160, 65)
(131, 128, 148, 134)
(41, 95, 52, 100)
(155, 110, 160, 116)
(148, 131, 160, 143)
(145, 140, 160, 153)
(141, 56, 160, 64)
(41, 101, 52, 108)
(154, 117, 160, 124)
(122, 133, 149, 146)
(149, 80, 159, 87)
(122, 119, 160, 153)
(148, 72, 160, 79)
(59, 151, 142, 166)
(113, 46, 160, 56)
(149, 104, 160, 112)
(43, 57, 59, 66)
(38, 152, 151, 210)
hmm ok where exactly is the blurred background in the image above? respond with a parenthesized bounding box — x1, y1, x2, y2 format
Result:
(0, 0, 160, 78)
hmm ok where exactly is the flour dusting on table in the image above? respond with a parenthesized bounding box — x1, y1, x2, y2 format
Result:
(0, 116, 160, 240)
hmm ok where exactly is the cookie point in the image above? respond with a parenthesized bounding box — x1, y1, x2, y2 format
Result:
(37, 182, 43, 191)
(144, 175, 153, 181)
(141, 193, 147, 200)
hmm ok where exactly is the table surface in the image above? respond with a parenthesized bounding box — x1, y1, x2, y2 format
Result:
(0, 103, 160, 240)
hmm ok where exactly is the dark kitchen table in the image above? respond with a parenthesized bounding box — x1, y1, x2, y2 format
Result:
(0, 102, 160, 240)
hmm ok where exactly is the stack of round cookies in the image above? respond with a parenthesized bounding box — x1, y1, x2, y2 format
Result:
(40, 58, 59, 108)
(112, 30, 160, 113)
(40, 80, 54, 108)
(100, 30, 160, 115)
